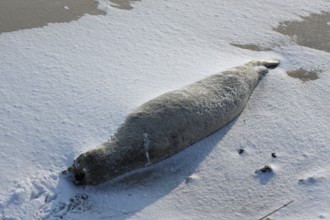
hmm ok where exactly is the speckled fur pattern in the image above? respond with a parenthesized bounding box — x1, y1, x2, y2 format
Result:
(68, 60, 279, 185)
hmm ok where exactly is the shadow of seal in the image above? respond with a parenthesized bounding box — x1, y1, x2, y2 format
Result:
(68, 60, 279, 185)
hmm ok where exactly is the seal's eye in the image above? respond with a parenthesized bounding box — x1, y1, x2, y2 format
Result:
(75, 159, 81, 166)
(75, 172, 85, 181)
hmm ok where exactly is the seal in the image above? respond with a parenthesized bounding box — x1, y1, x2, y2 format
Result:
(68, 60, 279, 185)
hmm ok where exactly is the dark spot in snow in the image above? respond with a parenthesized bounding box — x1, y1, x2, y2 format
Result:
(271, 153, 277, 158)
(238, 149, 245, 155)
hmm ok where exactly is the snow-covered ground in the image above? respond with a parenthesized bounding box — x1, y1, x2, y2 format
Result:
(1, 0, 330, 219)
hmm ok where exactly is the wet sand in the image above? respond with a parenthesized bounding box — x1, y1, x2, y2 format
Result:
(275, 12, 329, 81)
(287, 69, 320, 82)
(274, 12, 330, 53)
(0, 0, 144, 34)
(231, 12, 330, 54)
(0, 0, 105, 34)
(230, 11, 329, 82)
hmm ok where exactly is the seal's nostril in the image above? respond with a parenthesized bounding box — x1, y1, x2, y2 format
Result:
(75, 172, 85, 181)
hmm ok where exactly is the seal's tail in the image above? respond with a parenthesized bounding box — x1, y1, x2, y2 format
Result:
(251, 60, 280, 69)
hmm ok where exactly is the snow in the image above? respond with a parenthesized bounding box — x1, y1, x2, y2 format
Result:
(1, 0, 330, 219)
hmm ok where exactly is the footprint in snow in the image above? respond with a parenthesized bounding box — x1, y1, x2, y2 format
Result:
(1, 171, 91, 220)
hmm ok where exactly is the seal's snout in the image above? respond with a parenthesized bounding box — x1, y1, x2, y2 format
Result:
(74, 171, 86, 182)
(67, 162, 87, 185)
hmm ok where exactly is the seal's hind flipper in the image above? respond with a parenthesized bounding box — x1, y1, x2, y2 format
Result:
(251, 60, 280, 69)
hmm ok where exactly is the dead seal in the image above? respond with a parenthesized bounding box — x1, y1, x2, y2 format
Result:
(68, 60, 279, 185)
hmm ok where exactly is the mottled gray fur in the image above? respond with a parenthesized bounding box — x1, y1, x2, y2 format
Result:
(68, 60, 279, 185)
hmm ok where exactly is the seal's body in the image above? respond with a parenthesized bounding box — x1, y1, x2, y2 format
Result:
(69, 60, 279, 185)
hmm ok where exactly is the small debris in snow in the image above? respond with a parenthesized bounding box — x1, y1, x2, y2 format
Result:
(271, 153, 277, 158)
(238, 149, 245, 155)
(255, 165, 273, 174)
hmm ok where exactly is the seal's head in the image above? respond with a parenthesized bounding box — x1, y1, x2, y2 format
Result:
(67, 147, 118, 185)
(68, 160, 88, 185)
(68, 150, 108, 185)
(67, 157, 91, 185)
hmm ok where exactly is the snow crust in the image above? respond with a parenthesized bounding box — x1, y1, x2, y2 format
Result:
(1, 0, 330, 219)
